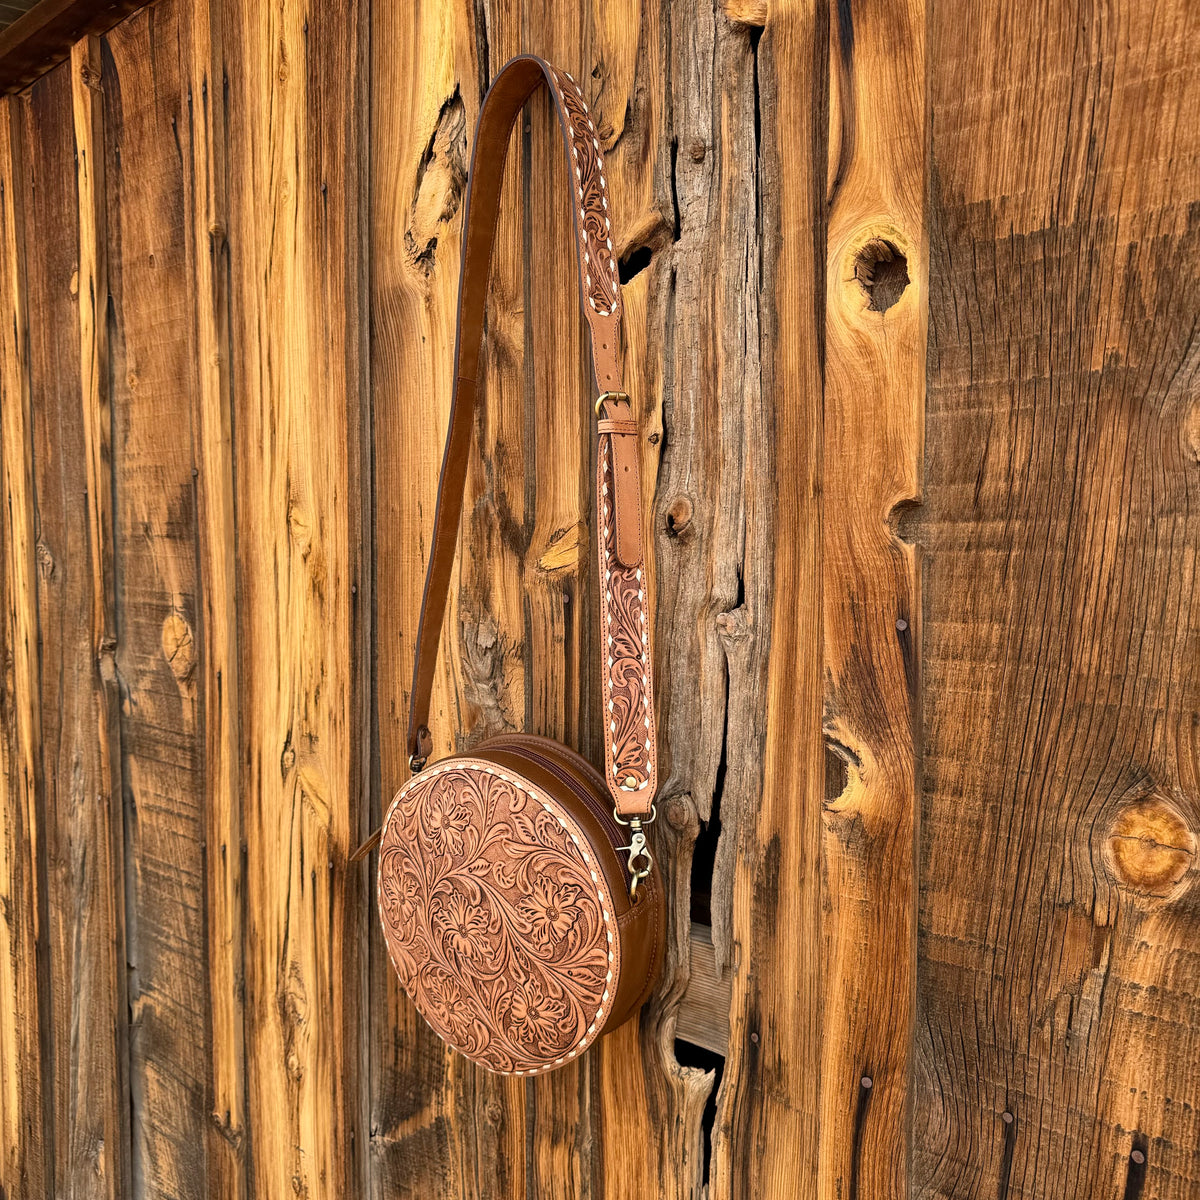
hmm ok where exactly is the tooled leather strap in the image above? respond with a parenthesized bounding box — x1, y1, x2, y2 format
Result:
(404, 55, 657, 817)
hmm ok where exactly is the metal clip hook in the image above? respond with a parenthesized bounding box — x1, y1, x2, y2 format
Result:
(622, 820, 654, 900)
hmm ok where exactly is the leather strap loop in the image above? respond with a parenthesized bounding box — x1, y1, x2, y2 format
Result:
(597, 418, 640, 437)
(404, 55, 657, 816)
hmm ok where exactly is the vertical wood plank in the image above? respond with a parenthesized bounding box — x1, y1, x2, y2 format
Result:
(588, 0, 673, 1169)
(100, 5, 212, 1196)
(69, 35, 131, 1200)
(709, 0, 827, 1195)
(520, 6, 680, 1195)
(654, 0, 792, 1193)
(18, 50, 129, 1200)
(468, 31, 536, 1196)
(221, 0, 368, 1195)
(17, 63, 80, 1200)
(472, 5, 674, 1196)
(914, 2, 1200, 1197)
(181, 0, 248, 1193)
(0, 92, 49, 1200)
(367, 4, 528, 1197)
(818, 0, 927, 1191)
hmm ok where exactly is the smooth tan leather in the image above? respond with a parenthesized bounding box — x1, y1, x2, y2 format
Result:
(404, 54, 658, 818)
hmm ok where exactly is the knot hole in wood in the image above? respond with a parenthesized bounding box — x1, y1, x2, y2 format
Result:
(853, 238, 909, 313)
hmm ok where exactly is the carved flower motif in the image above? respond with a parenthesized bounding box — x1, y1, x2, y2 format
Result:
(379, 853, 420, 926)
(518, 876, 581, 946)
(422, 969, 476, 1044)
(508, 980, 569, 1046)
(425, 785, 472, 856)
(434, 891, 492, 960)
(380, 763, 616, 1072)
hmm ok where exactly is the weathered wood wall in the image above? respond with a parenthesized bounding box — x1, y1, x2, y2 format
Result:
(0, 0, 1196, 1198)
(0, 2, 368, 1195)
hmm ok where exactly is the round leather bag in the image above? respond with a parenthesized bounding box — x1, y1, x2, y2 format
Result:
(377, 735, 664, 1075)
(375, 55, 665, 1075)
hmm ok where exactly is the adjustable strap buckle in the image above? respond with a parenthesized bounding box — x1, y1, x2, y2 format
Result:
(594, 389, 630, 417)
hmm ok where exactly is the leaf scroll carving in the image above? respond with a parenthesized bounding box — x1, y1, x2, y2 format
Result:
(377, 760, 620, 1074)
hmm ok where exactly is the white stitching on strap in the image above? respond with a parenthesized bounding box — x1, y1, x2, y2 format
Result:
(554, 67, 619, 317)
(600, 438, 652, 785)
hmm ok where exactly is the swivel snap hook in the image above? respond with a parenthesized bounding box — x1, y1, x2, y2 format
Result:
(621, 819, 654, 900)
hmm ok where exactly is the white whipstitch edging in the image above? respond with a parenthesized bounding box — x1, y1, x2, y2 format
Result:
(600, 438, 653, 789)
(380, 759, 617, 1076)
(556, 68, 619, 318)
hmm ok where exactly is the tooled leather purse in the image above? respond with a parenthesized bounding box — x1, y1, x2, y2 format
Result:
(373, 55, 665, 1076)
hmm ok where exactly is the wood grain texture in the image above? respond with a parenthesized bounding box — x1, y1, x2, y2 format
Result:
(70, 35, 132, 1199)
(0, 91, 48, 1200)
(675, 924, 732, 1056)
(913, 2, 1200, 1198)
(181, 0, 248, 1192)
(367, 6, 525, 1197)
(221, 0, 368, 1195)
(709, 0, 827, 1196)
(18, 47, 131, 1199)
(1, 0, 1198, 1196)
(819, 0, 927, 1194)
(101, 5, 210, 1195)
(651, 2, 794, 1197)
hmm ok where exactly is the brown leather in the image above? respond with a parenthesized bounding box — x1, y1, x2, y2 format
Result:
(404, 55, 658, 817)
(376, 736, 663, 1073)
(595, 430, 658, 810)
(604, 413, 643, 569)
(377, 59, 663, 1076)
(478, 734, 664, 1022)
(601, 415, 643, 570)
(597, 418, 640, 437)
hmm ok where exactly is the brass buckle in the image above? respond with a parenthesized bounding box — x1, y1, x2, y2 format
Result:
(594, 390, 630, 417)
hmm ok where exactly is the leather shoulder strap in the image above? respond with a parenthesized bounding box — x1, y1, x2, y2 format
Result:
(404, 55, 658, 816)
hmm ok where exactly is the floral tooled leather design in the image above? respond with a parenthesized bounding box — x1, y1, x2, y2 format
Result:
(378, 759, 620, 1074)
(598, 438, 657, 800)
(549, 65, 620, 320)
